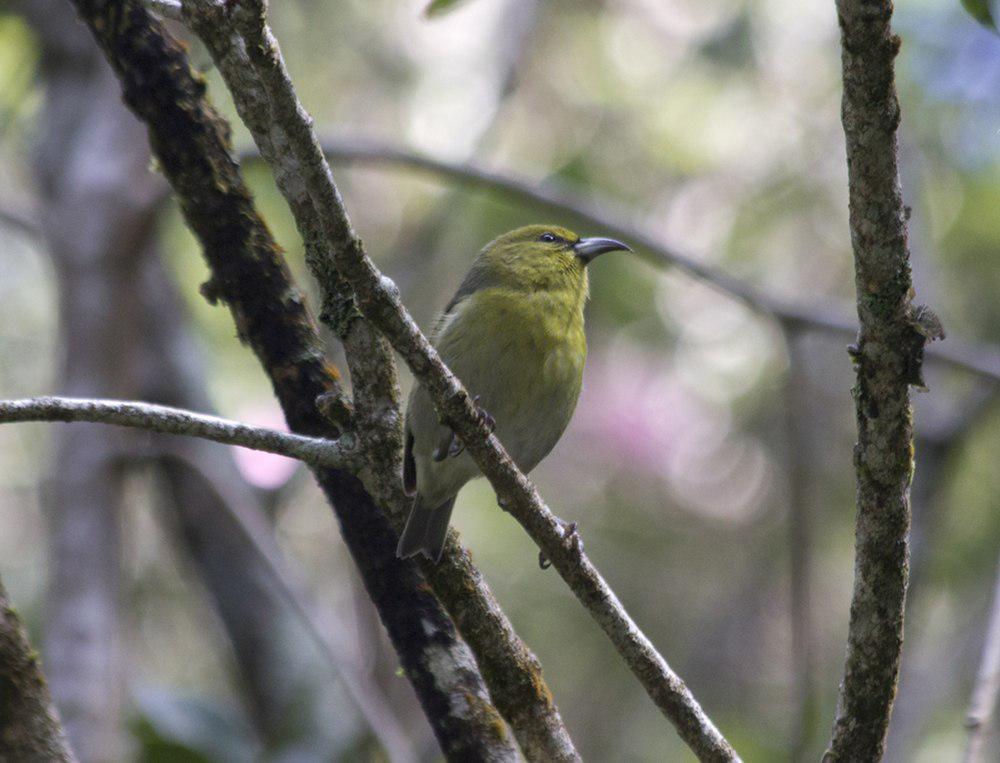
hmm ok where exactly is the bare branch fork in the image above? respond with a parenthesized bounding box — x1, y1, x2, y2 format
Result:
(183, 0, 739, 759)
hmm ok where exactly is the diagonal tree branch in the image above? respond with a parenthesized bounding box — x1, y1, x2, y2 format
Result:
(219, 0, 738, 759)
(182, 6, 579, 760)
(0, 577, 76, 762)
(825, 1, 925, 759)
(0, 397, 361, 470)
(66, 2, 518, 759)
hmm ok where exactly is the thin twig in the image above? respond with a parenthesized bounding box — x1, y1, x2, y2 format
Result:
(963, 556, 1000, 763)
(783, 329, 819, 761)
(0, 396, 361, 470)
(0, 202, 39, 236)
(825, 2, 918, 759)
(289, 136, 1000, 383)
(223, 1, 738, 758)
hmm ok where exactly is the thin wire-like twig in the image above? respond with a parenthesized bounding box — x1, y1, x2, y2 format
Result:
(289, 136, 1000, 383)
(782, 329, 819, 761)
(0, 393, 413, 758)
(963, 556, 1000, 763)
(222, 1, 739, 758)
(0, 396, 360, 470)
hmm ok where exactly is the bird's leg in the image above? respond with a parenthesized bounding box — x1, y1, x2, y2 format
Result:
(440, 395, 495, 460)
(447, 433, 465, 459)
(433, 431, 459, 461)
(538, 519, 581, 570)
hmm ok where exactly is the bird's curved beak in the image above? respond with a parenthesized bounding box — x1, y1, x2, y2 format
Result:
(573, 236, 632, 264)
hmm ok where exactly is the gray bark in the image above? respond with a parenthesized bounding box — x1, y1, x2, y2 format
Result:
(826, 1, 931, 759)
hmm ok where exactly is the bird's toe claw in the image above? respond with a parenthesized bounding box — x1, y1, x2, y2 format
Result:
(447, 437, 465, 458)
(562, 521, 579, 542)
(538, 521, 581, 570)
(472, 395, 496, 434)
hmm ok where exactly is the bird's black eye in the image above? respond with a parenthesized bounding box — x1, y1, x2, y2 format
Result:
(539, 232, 558, 243)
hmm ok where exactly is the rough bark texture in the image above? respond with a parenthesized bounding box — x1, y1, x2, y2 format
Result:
(66, 1, 516, 759)
(184, 6, 578, 759)
(825, 2, 922, 760)
(0, 578, 76, 762)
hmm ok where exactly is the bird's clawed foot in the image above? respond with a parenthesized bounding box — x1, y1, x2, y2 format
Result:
(538, 520, 580, 570)
(432, 396, 495, 461)
(446, 434, 464, 458)
(472, 395, 496, 434)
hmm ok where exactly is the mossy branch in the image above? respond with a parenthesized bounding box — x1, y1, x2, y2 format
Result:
(0, 578, 76, 762)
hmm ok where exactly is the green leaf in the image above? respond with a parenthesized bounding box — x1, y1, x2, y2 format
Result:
(424, 0, 472, 18)
(961, 0, 999, 32)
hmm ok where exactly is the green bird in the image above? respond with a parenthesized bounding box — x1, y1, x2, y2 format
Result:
(397, 224, 631, 562)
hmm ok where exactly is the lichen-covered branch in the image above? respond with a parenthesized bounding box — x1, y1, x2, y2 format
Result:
(182, 4, 579, 759)
(67, 2, 518, 758)
(220, 1, 737, 759)
(825, 1, 924, 759)
(180, 10, 404, 488)
(0, 396, 361, 470)
(0, 578, 76, 762)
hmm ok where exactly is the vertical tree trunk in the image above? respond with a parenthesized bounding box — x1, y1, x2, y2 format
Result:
(826, 1, 928, 759)
(34, 44, 145, 763)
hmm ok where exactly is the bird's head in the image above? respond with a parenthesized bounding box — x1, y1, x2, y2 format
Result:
(476, 224, 631, 294)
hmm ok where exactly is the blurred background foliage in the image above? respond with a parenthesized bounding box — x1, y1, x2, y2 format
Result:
(0, 0, 999, 760)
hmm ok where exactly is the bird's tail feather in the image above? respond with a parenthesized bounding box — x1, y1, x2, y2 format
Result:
(396, 495, 457, 563)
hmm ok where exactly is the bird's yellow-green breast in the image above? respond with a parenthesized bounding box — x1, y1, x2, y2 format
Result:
(397, 224, 631, 561)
